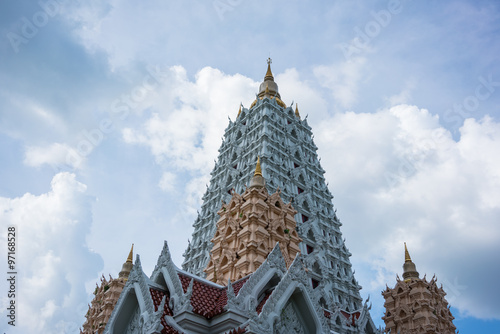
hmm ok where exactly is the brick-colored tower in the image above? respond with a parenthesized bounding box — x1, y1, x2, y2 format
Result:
(204, 158, 302, 285)
(81, 245, 134, 334)
(382, 243, 457, 334)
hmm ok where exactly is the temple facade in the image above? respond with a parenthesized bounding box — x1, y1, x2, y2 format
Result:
(101, 60, 381, 333)
(81, 245, 134, 334)
(382, 244, 457, 334)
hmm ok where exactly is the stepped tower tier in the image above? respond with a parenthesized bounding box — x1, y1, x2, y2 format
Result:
(204, 158, 302, 284)
(183, 60, 367, 319)
(382, 244, 457, 334)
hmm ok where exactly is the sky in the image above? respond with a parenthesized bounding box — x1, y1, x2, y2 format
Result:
(0, 0, 499, 333)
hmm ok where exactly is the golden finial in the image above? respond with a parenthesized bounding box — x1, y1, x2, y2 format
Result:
(237, 104, 242, 117)
(254, 156, 262, 177)
(265, 58, 273, 80)
(127, 244, 134, 263)
(295, 104, 300, 118)
(404, 242, 411, 263)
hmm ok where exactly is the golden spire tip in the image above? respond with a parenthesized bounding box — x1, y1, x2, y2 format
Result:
(265, 58, 273, 79)
(295, 103, 300, 118)
(237, 104, 242, 117)
(127, 243, 134, 263)
(404, 242, 412, 263)
(254, 156, 262, 177)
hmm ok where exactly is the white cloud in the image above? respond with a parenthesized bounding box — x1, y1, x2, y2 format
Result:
(313, 57, 367, 109)
(62, 0, 212, 70)
(0, 172, 102, 333)
(275, 68, 329, 121)
(385, 78, 416, 106)
(24, 142, 83, 170)
(158, 171, 177, 192)
(315, 105, 500, 320)
(123, 66, 257, 175)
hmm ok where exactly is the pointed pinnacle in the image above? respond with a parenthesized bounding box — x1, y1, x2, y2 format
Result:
(265, 58, 273, 80)
(254, 156, 262, 177)
(404, 242, 412, 263)
(127, 244, 134, 263)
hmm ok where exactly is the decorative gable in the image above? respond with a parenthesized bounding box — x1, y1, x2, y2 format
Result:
(246, 254, 329, 334)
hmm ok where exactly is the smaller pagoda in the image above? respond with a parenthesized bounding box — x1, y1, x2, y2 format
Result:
(382, 243, 457, 334)
(81, 244, 134, 334)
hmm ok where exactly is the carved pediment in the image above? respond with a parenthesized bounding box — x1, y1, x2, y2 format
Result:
(247, 255, 328, 334)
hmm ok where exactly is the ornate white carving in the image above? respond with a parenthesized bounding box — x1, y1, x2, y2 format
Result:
(125, 308, 140, 333)
(176, 278, 194, 314)
(275, 302, 306, 334)
(230, 244, 287, 315)
(247, 254, 329, 333)
(150, 241, 195, 316)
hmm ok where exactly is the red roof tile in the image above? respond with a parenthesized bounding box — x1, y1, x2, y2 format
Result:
(178, 274, 249, 319)
(256, 290, 273, 314)
(231, 277, 248, 295)
(225, 326, 247, 334)
(150, 288, 178, 334)
(340, 310, 361, 327)
(179, 275, 225, 318)
(148, 273, 251, 333)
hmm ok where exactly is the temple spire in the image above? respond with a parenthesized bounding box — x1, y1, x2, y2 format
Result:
(254, 156, 262, 176)
(295, 104, 301, 118)
(265, 57, 274, 80)
(402, 243, 419, 282)
(119, 244, 134, 280)
(249, 157, 265, 188)
(127, 244, 134, 263)
(383, 243, 457, 332)
(254, 59, 284, 106)
(82, 245, 133, 333)
(404, 242, 411, 262)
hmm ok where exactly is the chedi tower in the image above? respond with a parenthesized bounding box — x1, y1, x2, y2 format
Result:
(103, 60, 380, 333)
(182, 59, 379, 332)
(382, 244, 457, 334)
(81, 245, 134, 334)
